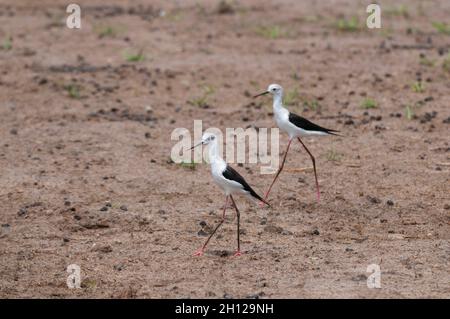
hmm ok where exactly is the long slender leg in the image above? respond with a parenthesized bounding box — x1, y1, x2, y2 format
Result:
(297, 137, 320, 202)
(262, 138, 293, 203)
(229, 195, 241, 256)
(194, 196, 228, 256)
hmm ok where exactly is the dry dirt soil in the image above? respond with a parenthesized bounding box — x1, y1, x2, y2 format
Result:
(0, 0, 449, 298)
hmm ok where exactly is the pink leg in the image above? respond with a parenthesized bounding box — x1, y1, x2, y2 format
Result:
(229, 195, 242, 257)
(262, 138, 293, 203)
(297, 137, 320, 202)
(194, 196, 228, 256)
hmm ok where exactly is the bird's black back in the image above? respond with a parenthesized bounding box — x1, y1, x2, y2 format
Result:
(222, 165, 267, 204)
(289, 112, 339, 135)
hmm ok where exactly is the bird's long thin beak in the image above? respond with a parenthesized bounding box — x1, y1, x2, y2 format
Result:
(189, 141, 203, 150)
(253, 91, 269, 98)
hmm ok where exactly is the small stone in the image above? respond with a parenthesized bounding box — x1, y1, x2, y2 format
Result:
(100, 206, 108, 212)
(351, 274, 367, 282)
(199, 221, 207, 227)
(18, 208, 27, 216)
(367, 196, 381, 204)
(264, 225, 283, 234)
(312, 229, 320, 235)
(444, 204, 450, 210)
(197, 229, 208, 237)
(120, 205, 128, 211)
(387, 200, 394, 206)
(114, 264, 124, 271)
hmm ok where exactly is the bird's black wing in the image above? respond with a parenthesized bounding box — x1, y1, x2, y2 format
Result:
(289, 112, 340, 135)
(222, 165, 270, 206)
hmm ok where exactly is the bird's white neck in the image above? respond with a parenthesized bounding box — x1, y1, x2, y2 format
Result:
(207, 139, 227, 173)
(273, 93, 285, 113)
(208, 139, 224, 165)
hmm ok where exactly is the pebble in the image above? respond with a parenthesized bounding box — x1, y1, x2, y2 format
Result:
(120, 205, 128, 211)
(263, 225, 283, 234)
(18, 208, 27, 216)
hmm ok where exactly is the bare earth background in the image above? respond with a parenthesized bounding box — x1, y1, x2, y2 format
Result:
(0, 0, 449, 298)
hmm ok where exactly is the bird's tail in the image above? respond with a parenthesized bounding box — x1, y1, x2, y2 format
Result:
(251, 192, 271, 208)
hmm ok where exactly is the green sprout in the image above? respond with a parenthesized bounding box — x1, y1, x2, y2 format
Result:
(419, 57, 435, 67)
(283, 88, 300, 106)
(335, 17, 360, 32)
(64, 84, 81, 99)
(443, 54, 450, 72)
(2, 37, 12, 50)
(303, 99, 321, 112)
(180, 160, 198, 170)
(361, 98, 377, 109)
(256, 25, 286, 39)
(384, 5, 409, 18)
(189, 85, 215, 108)
(432, 22, 450, 35)
(404, 105, 414, 120)
(411, 81, 425, 93)
(95, 25, 119, 38)
(124, 49, 145, 62)
(325, 149, 343, 162)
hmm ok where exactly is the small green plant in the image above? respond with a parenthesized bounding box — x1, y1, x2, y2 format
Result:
(361, 98, 377, 109)
(95, 25, 118, 38)
(419, 57, 435, 67)
(180, 160, 198, 170)
(411, 81, 425, 93)
(336, 17, 360, 32)
(432, 22, 450, 35)
(385, 5, 409, 18)
(283, 88, 300, 106)
(124, 50, 145, 62)
(2, 37, 12, 50)
(442, 54, 450, 72)
(256, 25, 286, 39)
(64, 84, 81, 99)
(189, 85, 215, 108)
(404, 105, 414, 120)
(303, 99, 321, 111)
(325, 149, 342, 162)
(165, 9, 183, 22)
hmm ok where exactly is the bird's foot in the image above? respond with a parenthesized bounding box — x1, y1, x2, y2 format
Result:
(233, 250, 242, 257)
(193, 248, 204, 257)
(259, 198, 268, 208)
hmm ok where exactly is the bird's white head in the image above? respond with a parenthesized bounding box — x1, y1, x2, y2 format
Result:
(253, 83, 283, 98)
(190, 133, 217, 150)
(201, 132, 216, 145)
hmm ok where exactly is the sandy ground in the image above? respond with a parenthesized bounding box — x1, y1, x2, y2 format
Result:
(0, 0, 449, 298)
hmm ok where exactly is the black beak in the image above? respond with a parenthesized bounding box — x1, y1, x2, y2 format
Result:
(189, 141, 203, 150)
(253, 91, 269, 98)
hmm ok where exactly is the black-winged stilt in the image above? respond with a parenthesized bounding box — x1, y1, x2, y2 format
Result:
(254, 84, 340, 203)
(190, 132, 270, 257)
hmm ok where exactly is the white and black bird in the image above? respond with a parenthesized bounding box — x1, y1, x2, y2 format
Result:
(254, 83, 340, 203)
(190, 132, 270, 257)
